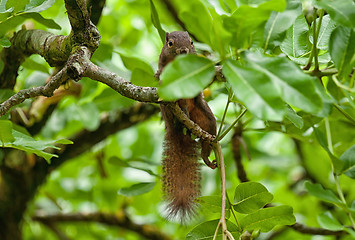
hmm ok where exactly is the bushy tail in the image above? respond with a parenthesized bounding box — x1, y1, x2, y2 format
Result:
(162, 128, 200, 220)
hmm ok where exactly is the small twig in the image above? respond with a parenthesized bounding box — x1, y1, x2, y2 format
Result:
(218, 109, 247, 141)
(0, 67, 69, 117)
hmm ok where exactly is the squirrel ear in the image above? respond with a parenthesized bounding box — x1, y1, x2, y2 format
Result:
(165, 32, 169, 42)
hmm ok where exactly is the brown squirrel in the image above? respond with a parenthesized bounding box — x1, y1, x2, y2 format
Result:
(156, 31, 217, 219)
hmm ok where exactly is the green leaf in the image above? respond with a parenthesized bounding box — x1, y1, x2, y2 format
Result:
(285, 105, 303, 129)
(224, 0, 286, 49)
(119, 54, 154, 75)
(1, 125, 72, 162)
(108, 156, 158, 177)
(6, 0, 28, 12)
(339, 144, 355, 178)
(0, 12, 60, 36)
(240, 206, 296, 232)
(158, 54, 215, 101)
(317, 211, 344, 231)
(233, 182, 273, 214)
(22, 57, 49, 73)
(305, 181, 343, 206)
(222, 59, 286, 121)
(0, 120, 15, 145)
(244, 52, 323, 114)
(309, 15, 337, 51)
(186, 219, 240, 240)
(118, 182, 156, 196)
(314, 0, 355, 28)
(0, 36, 10, 47)
(280, 14, 310, 58)
(77, 102, 100, 131)
(25, 0, 56, 13)
(264, 1, 301, 49)
(312, 126, 344, 173)
(329, 26, 355, 79)
(130, 68, 158, 87)
(149, 0, 165, 44)
(197, 195, 231, 218)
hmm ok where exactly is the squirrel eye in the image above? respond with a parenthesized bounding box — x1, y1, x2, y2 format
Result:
(168, 40, 174, 47)
(191, 40, 193, 45)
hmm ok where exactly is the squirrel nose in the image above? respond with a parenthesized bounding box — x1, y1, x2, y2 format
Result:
(176, 48, 189, 54)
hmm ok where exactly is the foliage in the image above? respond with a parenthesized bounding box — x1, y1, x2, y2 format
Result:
(0, 0, 355, 239)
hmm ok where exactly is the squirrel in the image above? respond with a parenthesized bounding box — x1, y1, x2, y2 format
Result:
(156, 31, 217, 220)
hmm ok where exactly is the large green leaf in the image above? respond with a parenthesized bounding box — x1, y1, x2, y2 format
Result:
(339, 144, 355, 179)
(222, 59, 286, 121)
(314, 0, 355, 28)
(240, 206, 296, 232)
(158, 54, 215, 101)
(317, 211, 344, 231)
(264, 1, 301, 49)
(244, 52, 323, 114)
(0, 120, 15, 145)
(186, 219, 240, 240)
(233, 182, 273, 214)
(118, 182, 156, 197)
(305, 181, 344, 206)
(280, 14, 310, 58)
(329, 26, 355, 79)
(224, 0, 286, 49)
(197, 195, 231, 218)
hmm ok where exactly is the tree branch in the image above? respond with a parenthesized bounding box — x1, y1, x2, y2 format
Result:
(289, 223, 346, 236)
(32, 212, 172, 240)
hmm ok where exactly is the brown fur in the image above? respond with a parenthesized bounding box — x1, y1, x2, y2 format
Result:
(158, 32, 217, 219)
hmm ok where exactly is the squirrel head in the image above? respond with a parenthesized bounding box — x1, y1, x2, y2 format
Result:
(164, 31, 195, 55)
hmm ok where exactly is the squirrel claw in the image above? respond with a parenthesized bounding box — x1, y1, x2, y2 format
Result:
(209, 160, 217, 169)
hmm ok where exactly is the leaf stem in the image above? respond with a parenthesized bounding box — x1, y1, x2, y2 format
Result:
(217, 109, 247, 141)
(217, 90, 233, 138)
(334, 104, 355, 125)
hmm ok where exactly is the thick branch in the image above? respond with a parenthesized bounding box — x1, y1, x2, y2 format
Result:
(32, 212, 172, 240)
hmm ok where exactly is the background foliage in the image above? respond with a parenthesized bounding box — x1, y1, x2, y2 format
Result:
(0, 0, 355, 239)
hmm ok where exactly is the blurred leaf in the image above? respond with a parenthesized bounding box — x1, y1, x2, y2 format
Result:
(25, 0, 56, 13)
(0, 36, 10, 47)
(314, 0, 355, 28)
(108, 156, 158, 177)
(313, 126, 344, 174)
(0, 12, 60, 36)
(317, 211, 344, 231)
(240, 206, 296, 232)
(0, 89, 14, 102)
(119, 53, 154, 75)
(149, 0, 165, 44)
(224, 0, 286, 49)
(130, 68, 158, 87)
(339, 144, 355, 178)
(305, 181, 343, 206)
(6, 0, 28, 12)
(22, 58, 49, 73)
(158, 54, 215, 101)
(264, 1, 301, 49)
(223, 59, 286, 121)
(197, 195, 230, 218)
(285, 105, 303, 129)
(0, 120, 15, 145)
(329, 26, 355, 80)
(233, 182, 273, 214)
(186, 219, 240, 240)
(280, 14, 310, 58)
(118, 182, 156, 196)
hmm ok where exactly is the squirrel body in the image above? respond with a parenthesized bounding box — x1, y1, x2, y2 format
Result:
(157, 31, 217, 219)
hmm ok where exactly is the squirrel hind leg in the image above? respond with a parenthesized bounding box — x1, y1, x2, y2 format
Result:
(201, 141, 217, 169)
